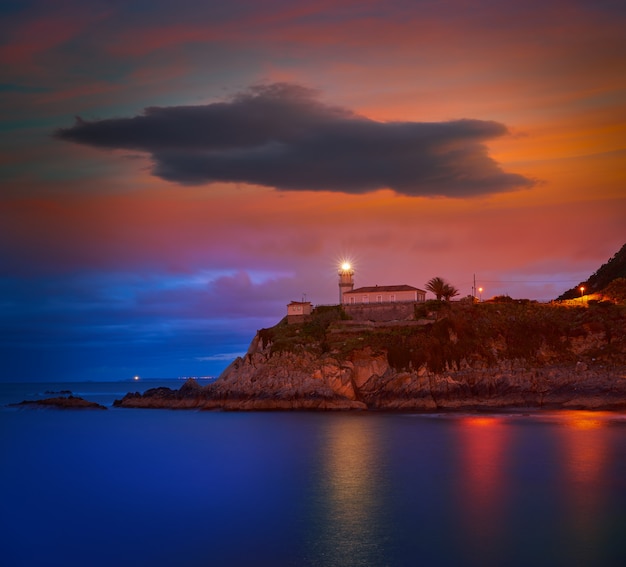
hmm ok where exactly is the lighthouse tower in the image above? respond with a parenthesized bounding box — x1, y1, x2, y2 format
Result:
(338, 262, 354, 304)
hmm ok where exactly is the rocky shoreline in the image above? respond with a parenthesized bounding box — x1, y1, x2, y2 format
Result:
(114, 302, 626, 412)
(113, 362, 626, 412)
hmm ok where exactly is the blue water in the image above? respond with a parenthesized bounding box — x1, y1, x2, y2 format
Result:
(2, 382, 626, 567)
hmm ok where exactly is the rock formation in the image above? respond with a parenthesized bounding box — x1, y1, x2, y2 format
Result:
(12, 395, 107, 410)
(115, 301, 626, 411)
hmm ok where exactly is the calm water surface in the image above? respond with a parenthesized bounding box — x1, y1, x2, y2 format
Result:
(1, 382, 626, 566)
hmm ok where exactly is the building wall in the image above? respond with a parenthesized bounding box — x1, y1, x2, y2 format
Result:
(287, 302, 311, 316)
(343, 289, 425, 304)
(344, 302, 420, 322)
(287, 313, 312, 324)
(287, 302, 312, 324)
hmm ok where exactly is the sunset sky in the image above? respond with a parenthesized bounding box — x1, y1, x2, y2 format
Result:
(1, 0, 624, 381)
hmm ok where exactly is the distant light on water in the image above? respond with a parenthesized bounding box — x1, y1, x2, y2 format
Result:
(134, 375, 140, 381)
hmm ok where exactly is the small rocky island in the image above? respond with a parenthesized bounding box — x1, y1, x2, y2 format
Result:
(13, 395, 107, 410)
(115, 299, 626, 411)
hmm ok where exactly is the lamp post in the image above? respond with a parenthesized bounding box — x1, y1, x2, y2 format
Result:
(580, 286, 585, 304)
(478, 287, 483, 302)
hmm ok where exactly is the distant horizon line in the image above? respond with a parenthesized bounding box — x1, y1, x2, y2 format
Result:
(0, 377, 217, 384)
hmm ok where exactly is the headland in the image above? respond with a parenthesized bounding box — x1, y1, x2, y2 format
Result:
(115, 300, 626, 411)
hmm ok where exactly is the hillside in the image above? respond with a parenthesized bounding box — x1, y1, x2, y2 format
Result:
(557, 242, 626, 300)
(116, 301, 626, 411)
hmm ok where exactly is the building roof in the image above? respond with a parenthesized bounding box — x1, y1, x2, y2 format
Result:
(287, 300, 311, 305)
(345, 285, 426, 294)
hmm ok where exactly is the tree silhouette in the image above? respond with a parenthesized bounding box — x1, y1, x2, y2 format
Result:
(442, 283, 460, 301)
(426, 277, 459, 301)
(425, 277, 446, 300)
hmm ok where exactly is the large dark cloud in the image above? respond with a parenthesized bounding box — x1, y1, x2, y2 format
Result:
(55, 83, 533, 197)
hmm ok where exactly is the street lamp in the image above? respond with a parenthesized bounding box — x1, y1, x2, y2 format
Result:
(580, 286, 585, 297)
(478, 287, 483, 302)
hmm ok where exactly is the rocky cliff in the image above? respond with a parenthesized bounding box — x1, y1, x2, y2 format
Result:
(115, 301, 626, 411)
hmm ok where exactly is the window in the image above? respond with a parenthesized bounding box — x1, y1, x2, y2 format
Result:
(390, 294, 396, 302)
(350, 296, 355, 304)
(376, 295, 383, 303)
(363, 295, 369, 303)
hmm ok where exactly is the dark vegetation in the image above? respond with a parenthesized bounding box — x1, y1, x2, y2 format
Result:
(557, 242, 626, 300)
(601, 278, 626, 304)
(258, 305, 348, 354)
(257, 300, 625, 374)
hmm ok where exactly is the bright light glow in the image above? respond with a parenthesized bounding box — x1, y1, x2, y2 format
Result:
(134, 375, 140, 381)
(341, 262, 351, 271)
(463, 416, 498, 427)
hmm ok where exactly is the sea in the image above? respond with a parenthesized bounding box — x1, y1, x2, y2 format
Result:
(2, 380, 626, 567)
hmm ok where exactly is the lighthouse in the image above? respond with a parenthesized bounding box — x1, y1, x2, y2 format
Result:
(338, 262, 354, 304)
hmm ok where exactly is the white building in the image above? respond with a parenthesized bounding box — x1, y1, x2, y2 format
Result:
(342, 284, 426, 305)
(338, 264, 425, 304)
(286, 301, 312, 323)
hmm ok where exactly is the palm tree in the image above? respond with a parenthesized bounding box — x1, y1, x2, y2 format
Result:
(442, 283, 459, 301)
(425, 277, 447, 300)
(425, 277, 459, 301)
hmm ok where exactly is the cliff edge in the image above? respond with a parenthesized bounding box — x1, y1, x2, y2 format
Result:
(115, 301, 626, 411)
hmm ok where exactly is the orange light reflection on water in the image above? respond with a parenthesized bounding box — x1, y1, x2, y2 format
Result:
(455, 416, 510, 551)
(458, 416, 508, 507)
(558, 411, 608, 485)
(555, 411, 610, 559)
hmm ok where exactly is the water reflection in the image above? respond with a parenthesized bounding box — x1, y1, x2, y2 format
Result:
(557, 411, 610, 562)
(559, 411, 608, 484)
(311, 416, 388, 566)
(455, 416, 510, 561)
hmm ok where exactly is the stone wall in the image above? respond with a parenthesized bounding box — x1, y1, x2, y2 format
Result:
(287, 314, 312, 324)
(344, 301, 417, 322)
